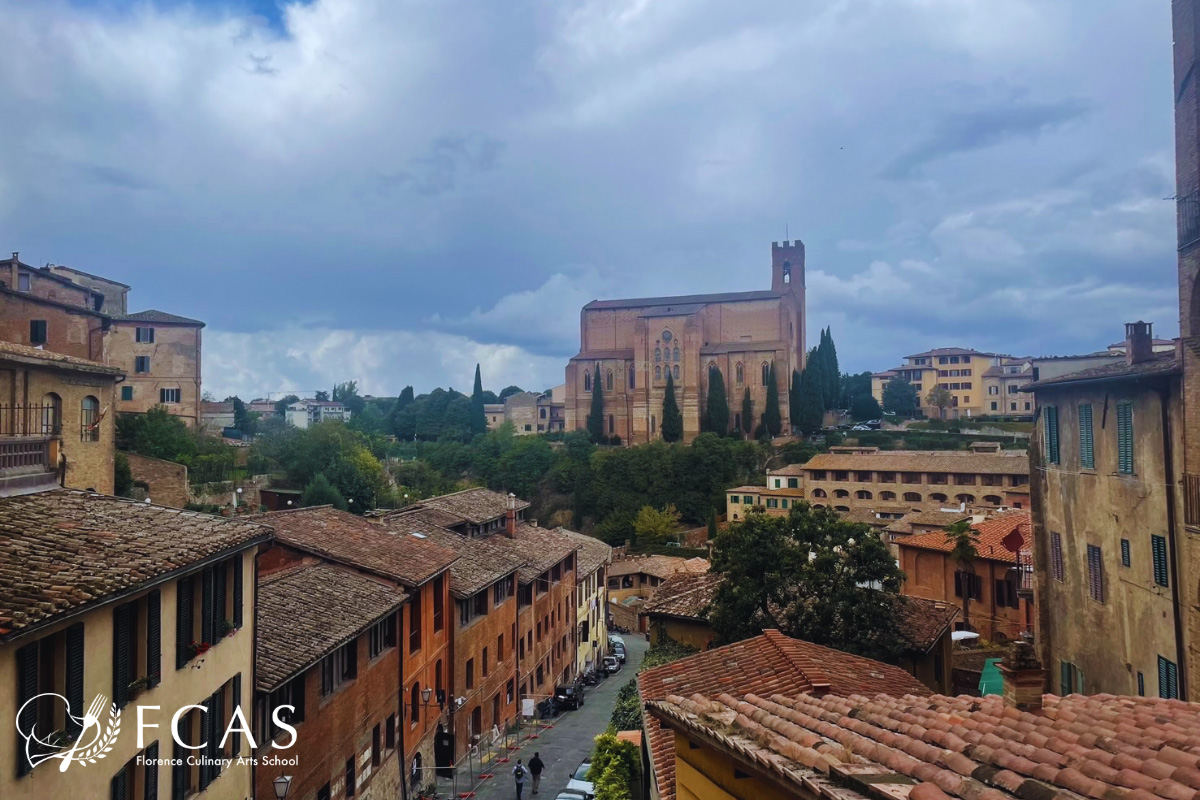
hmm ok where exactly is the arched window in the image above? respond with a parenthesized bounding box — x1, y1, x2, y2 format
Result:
(673, 347, 680, 362)
(606, 370, 613, 391)
(411, 683, 421, 723)
(855, 490, 873, 500)
(762, 362, 770, 385)
(782, 261, 791, 284)
(880, 491, 896, 501)
(540, 407, 547, 419)
(833, 489, 850, 499)
(983, 495, 1003, 506)
(956, 494, 976, 504)
(834, 505, 850, 513)
(628, 365, 635, 389)
(736, 363, 744, 384)
(672, 365, 679, 380)
(654, 366, 662, 381)
(583, 371, 591, 392)
(734, 412, 741, 430)
(930, 493, 948, 503)
(655, 347, 662, 363)
(81, 395, 99, 442)
(810, 488, 827, 498)
(813, 503, 826, 509)
(41, 392, 62, 435)
(903, 492, 922, 503)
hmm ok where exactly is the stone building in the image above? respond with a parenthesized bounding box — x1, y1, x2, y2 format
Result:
(871, 348, 1035, 419)
(725, 463, 806, 522)
(564, 241, 806, 444)
(0, 340, 122, 495)
(484, 389, 567, 435)
(1027, 323, 1187, 698)
(0, 491, 270, 800)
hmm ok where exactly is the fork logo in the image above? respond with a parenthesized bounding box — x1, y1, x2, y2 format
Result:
(15, 693, 121, 771)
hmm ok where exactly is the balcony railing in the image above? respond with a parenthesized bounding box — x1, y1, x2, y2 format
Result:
(0, 439, 51, 473)
(1015, 548, 1034, 596)
(0, 403, 61, 437)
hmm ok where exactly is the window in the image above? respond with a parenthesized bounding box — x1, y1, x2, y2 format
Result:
(497, 633, 504, 662)
(608, 414, 614, 434)
(81, 395, 100, 441)
(606, 370, 613, 391)
(673, 347, 680, 362)
(466, 658, 475, 689)
(1152, 535, 1169, 587)
(833, 489, 849, 498)
(121, 385, 134, 401)
(991, 401, 998, 411)
(135, 356, 150, 373)
(956, 494, 976, 504)
(903, 492, 921, 502)
(672, 364, 679, 380)
(257, 675, 305, 746)
(655, 347, 662, 363)
(29, 319, 47, 345)
(1138, 672, 1145, 696)
(1087, 544, 1104, 603)
(1051, 532, 1064, 582)
(953, 571, 982, 600)
(483, 647, 489, 677)
(855, 490, 872, 500)
(346, 757, 356, 797)
(410, 683, 421, 723)
(321, 641, 357, 695)
(15, 622, 86, 774)
(762, 363, 770, 385)
(494, 575, 513, 605)
(736, 363, 744, 384)
(386, 714, 396, 749)
(135, 327, 155, 343)
(930, 493, 948, 503)
(40, 392, 62, 434)
(788, 478, 799, 488)
(654, 366, 661, 381)
(629, 365, 635, 389)
(369, 614, 396, 658)
(409, 592, 422, 653)
(902, 472, 922, 484)
(1121, 538, 1131, 568)
(433, 574, 445, 632)
(877, 472, 895, 483)
(1117, 402, 1134, 474)
(1043, 405, 1060, 465)
(994, 576, 1019, 608)
(766, 498, 778, 508)
(160, 388, 181, 404)
(988, 386, 998, 396)
(1159, 655, 1179, 699)
(17, 271, 31, 291)
(583, 370, 591, 391)
(175, 558, 242, 669)
(880, 491, 896, 501)
(729, 495, 739, 504)
(113, 592, 163, 708)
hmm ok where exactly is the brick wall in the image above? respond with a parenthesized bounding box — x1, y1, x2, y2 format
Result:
(0, 291, 106, 361)
(123, 452, 190, 508)
(110, 322, 202, 425)
(451, 589, 520, 758)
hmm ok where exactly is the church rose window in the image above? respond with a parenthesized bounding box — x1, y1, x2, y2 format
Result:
(662, 330, 673, 343)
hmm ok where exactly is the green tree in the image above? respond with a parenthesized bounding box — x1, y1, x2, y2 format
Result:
(704, 366, 730, 435)
(822, 328, 840, 408)
(926, 384, 953, 419)
(839, 370, 873, 409)
(944, 519, 980, 631)
(313, 390, 330, 402)
(707, 507, 718, 540)
(882, 376, 919, 416)
(741, 388, 753, 437)
(470, 364, 488, 436)
(273, 394, 300, 416)
(300, 472, 346, 509)
(709, 503, 906, 662)
(499, 385, 524, 400)
(661, 372, 683, 442)
(850, 394, 883, 421)
(587, 374, 606, 443)
(228, 396, 258, 436)
(794, 360, 825, 435)
(114, 452, 133, 497)
(789, 369, 802, 434)
(496, 437, 556, 499)
(587, 731, 639, 800)
(763, 363, 781, 437)
(440, 395, 474, 442)
(633, 504, 681, 544)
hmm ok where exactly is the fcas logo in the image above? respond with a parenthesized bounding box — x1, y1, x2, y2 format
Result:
(15, 693, 122, 771)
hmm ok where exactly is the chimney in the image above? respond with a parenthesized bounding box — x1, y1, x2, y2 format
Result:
(8, 252, 17, 290)
(505, 492, 517, 538)
(999, 638, 1047, 711)
(1125, 321, 1154, 365)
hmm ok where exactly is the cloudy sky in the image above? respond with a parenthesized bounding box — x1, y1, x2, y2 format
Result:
(0, 0, 1178, 399)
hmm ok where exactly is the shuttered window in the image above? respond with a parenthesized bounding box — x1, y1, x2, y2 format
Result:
(111, 765, 128, 800)
(214, 562, 227, 638)
(66, 622, 85, 738)
(201, 567, 215, 647)
(147, 591, 161, 687)
(1120, 538, 1131, 568)
(232, 557, 244, 628)
(1138, 671, 1145, 696)
(1152, 534, 1169, 588)
(1117, 402, 1134, 474)
(1159, 655, 1179, 699)
(1050, 532, 1064, 582)
(1087, 544, 1104, 603)
(17, 642, 38, 775)
(172, 728, 187, 800)
(1078, 403, 1094, 469)
(176, 577, 193, 669)
(231, 674, 242, 756)
(199, 697, 214, 790)
(145, 741, 160, 800)
(1043, 405, 1060, 465)
(113, 602, 135, 708)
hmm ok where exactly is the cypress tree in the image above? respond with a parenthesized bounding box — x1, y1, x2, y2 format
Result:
(763, 363, 782, 437)
(824, 327, 840, 408)
(587, 369, 606, 443)
(796, 359, 826, 435)
(741, 388, 753, 437)
(707, 508, 719, 540)
(789, 369, 802, 434)
(705, 366, 730, 435)
(661, 372, 684, 442)
(470, 363, 487, 436)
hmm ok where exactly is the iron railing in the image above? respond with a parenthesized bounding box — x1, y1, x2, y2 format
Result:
(0, 403, 61, 437)
(1015, 548, 1034, 595)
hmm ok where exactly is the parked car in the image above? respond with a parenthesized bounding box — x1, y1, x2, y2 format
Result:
(612, 641, 627, 663)
(554, 680, 585, 710)
(555, 791, 589, 800)
(602, 655, 621, 674)
(608, 633, 624, 647)
(851, 424, 870, 431)
(566, 760, 594, 799)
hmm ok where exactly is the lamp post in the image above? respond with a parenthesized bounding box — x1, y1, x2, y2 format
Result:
(272, 774, 293, 799)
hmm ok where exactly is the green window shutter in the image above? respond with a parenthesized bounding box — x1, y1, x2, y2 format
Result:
(233, 556, 244, 628)
(1159, 655, 1179, 699)
(1120, 538, 1131, 568)
(147, 590, 161, 686)
(1044, 406, 1060, 465)
(113, 603, 133, 708)
(1117, 402, 1134, 474)
(1060, 660, 1071, 696)
(144, 741, 159, 800)
(66, 622, 85, 738)
(121, 385, 133, 401)
(176, 577, 193, 669)
(1152, 535, 1169, 587)
(213, 561, 227, 638)
(172, 736, 186, 800)
(1079, 404, 1094, 469)
(201, 567, 215, 646)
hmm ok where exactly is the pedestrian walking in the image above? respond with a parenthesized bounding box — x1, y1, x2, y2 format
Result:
(513, 758, 528, 800)
(529, 752, 545, 795)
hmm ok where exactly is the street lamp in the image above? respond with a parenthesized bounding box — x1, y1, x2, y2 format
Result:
(272, 774, 293, 799)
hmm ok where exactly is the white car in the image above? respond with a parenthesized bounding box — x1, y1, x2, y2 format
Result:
(567, 760, 594, 799)
(608, 633, 624, 647)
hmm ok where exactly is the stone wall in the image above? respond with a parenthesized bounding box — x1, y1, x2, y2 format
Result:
(109, 321, 202, 426)
(123, 451, 189, 508)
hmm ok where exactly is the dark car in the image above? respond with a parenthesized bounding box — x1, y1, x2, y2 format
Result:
(612, 641, 627, 663)
(554, 680, 585, 710)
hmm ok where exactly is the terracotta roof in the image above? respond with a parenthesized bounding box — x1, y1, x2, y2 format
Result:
(610, 555, 710, 580)
(901, 510, 971, 528)
(803, 451, 1029, 476)
(506, 523, 581, 583)
(114, 309, 204, 326)
(417, 487, 531, 525)
(381, 514, 524, 598)
(638, 630, 931, 800)
(895, 596, 959, 653)
(904, 347, 995, 358)
(898, 511, 1030, 565)
(44, 264, 131, 289)
(0, 340, 122, 375)
(1025, 351, 1180, 390)
(643, 572, 723, 620)
(556, 528, 613, 577)
(585, 289, 782, 311)
(649, 690, 1200, 800)
(727, 485, 765, 494)
(383, 505, 470, 530)
(770, 463, 808, 477)
(256, 562, 407, 690)
(1005, 484, 1031, 495)
(261, 506, 457, 587)
(201, 401, 235, 414)
(0, 491, 271, 641)
(840, 508, 892, 527)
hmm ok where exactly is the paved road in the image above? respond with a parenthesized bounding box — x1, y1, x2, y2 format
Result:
(444, 635, 648, 800)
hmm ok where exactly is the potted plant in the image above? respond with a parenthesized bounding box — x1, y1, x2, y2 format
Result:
(188, 641, 212, 660)
(219, 619, 237, 638)
(127, 675, 153, 698)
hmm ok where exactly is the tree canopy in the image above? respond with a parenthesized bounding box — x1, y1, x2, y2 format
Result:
(926, 384, 953, 418)
(741, 388, 753, 437)
(116, 407, 235, 484)
(587, 376, 606, 443)
(470, 364, 488, 436)
(300, 472, 346, 509)
(704, 366, 730, 435)
(763, 363, 781, 437)
(882, 376, 919, 415)
(633, 504, 681, 545)
(661, 372, 683, 442)
(499, 385, 525, 400)
(794, 357, 825, 435)
(850, 393, 883, 421)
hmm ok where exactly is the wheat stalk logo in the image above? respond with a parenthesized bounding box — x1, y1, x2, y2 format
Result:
(16, 693, 121, 771)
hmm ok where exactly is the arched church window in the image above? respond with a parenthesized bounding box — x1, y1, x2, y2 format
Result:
(673, 346, 680, 362)
(736, 363, 744, 384)
(655, 366, 662, 381)
(782, 261, 791, 284)
(606, 370, 613, 391)
(672, 365, 680, 380)
(628, 365, 636, 389)
(762, 362, 770, 385)
(655, 347, 661, 363)
(584, 370, 591, 392)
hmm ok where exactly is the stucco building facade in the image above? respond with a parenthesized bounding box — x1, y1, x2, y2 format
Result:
(565, 241, 806, 444)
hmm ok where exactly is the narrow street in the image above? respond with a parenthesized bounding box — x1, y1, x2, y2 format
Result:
(439, 635, 648, 800)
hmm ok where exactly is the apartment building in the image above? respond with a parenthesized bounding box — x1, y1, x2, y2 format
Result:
(800, 444, 1029, 515)
(284, 399, 350, 429)
(107, 310, 203, 426)
(483, 388, 567, 435)
(558, 527, 613, 676)
(871, 347, 1034, 418)
(725, 463, 805, 522)
(0, 491, 270, 800)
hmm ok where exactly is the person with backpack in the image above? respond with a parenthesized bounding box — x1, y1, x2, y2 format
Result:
(513, 758, 528, 799)
(529, 752, 545, 794)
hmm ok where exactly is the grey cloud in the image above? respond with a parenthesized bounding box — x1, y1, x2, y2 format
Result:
(380, 134, 506, 196)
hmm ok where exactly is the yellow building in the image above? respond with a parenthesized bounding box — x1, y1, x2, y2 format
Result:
(557, 527, 614, 676)
(0, 491, 270, 800)
(724, 463, 805, 521)
(871, 347, 1033, 418)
